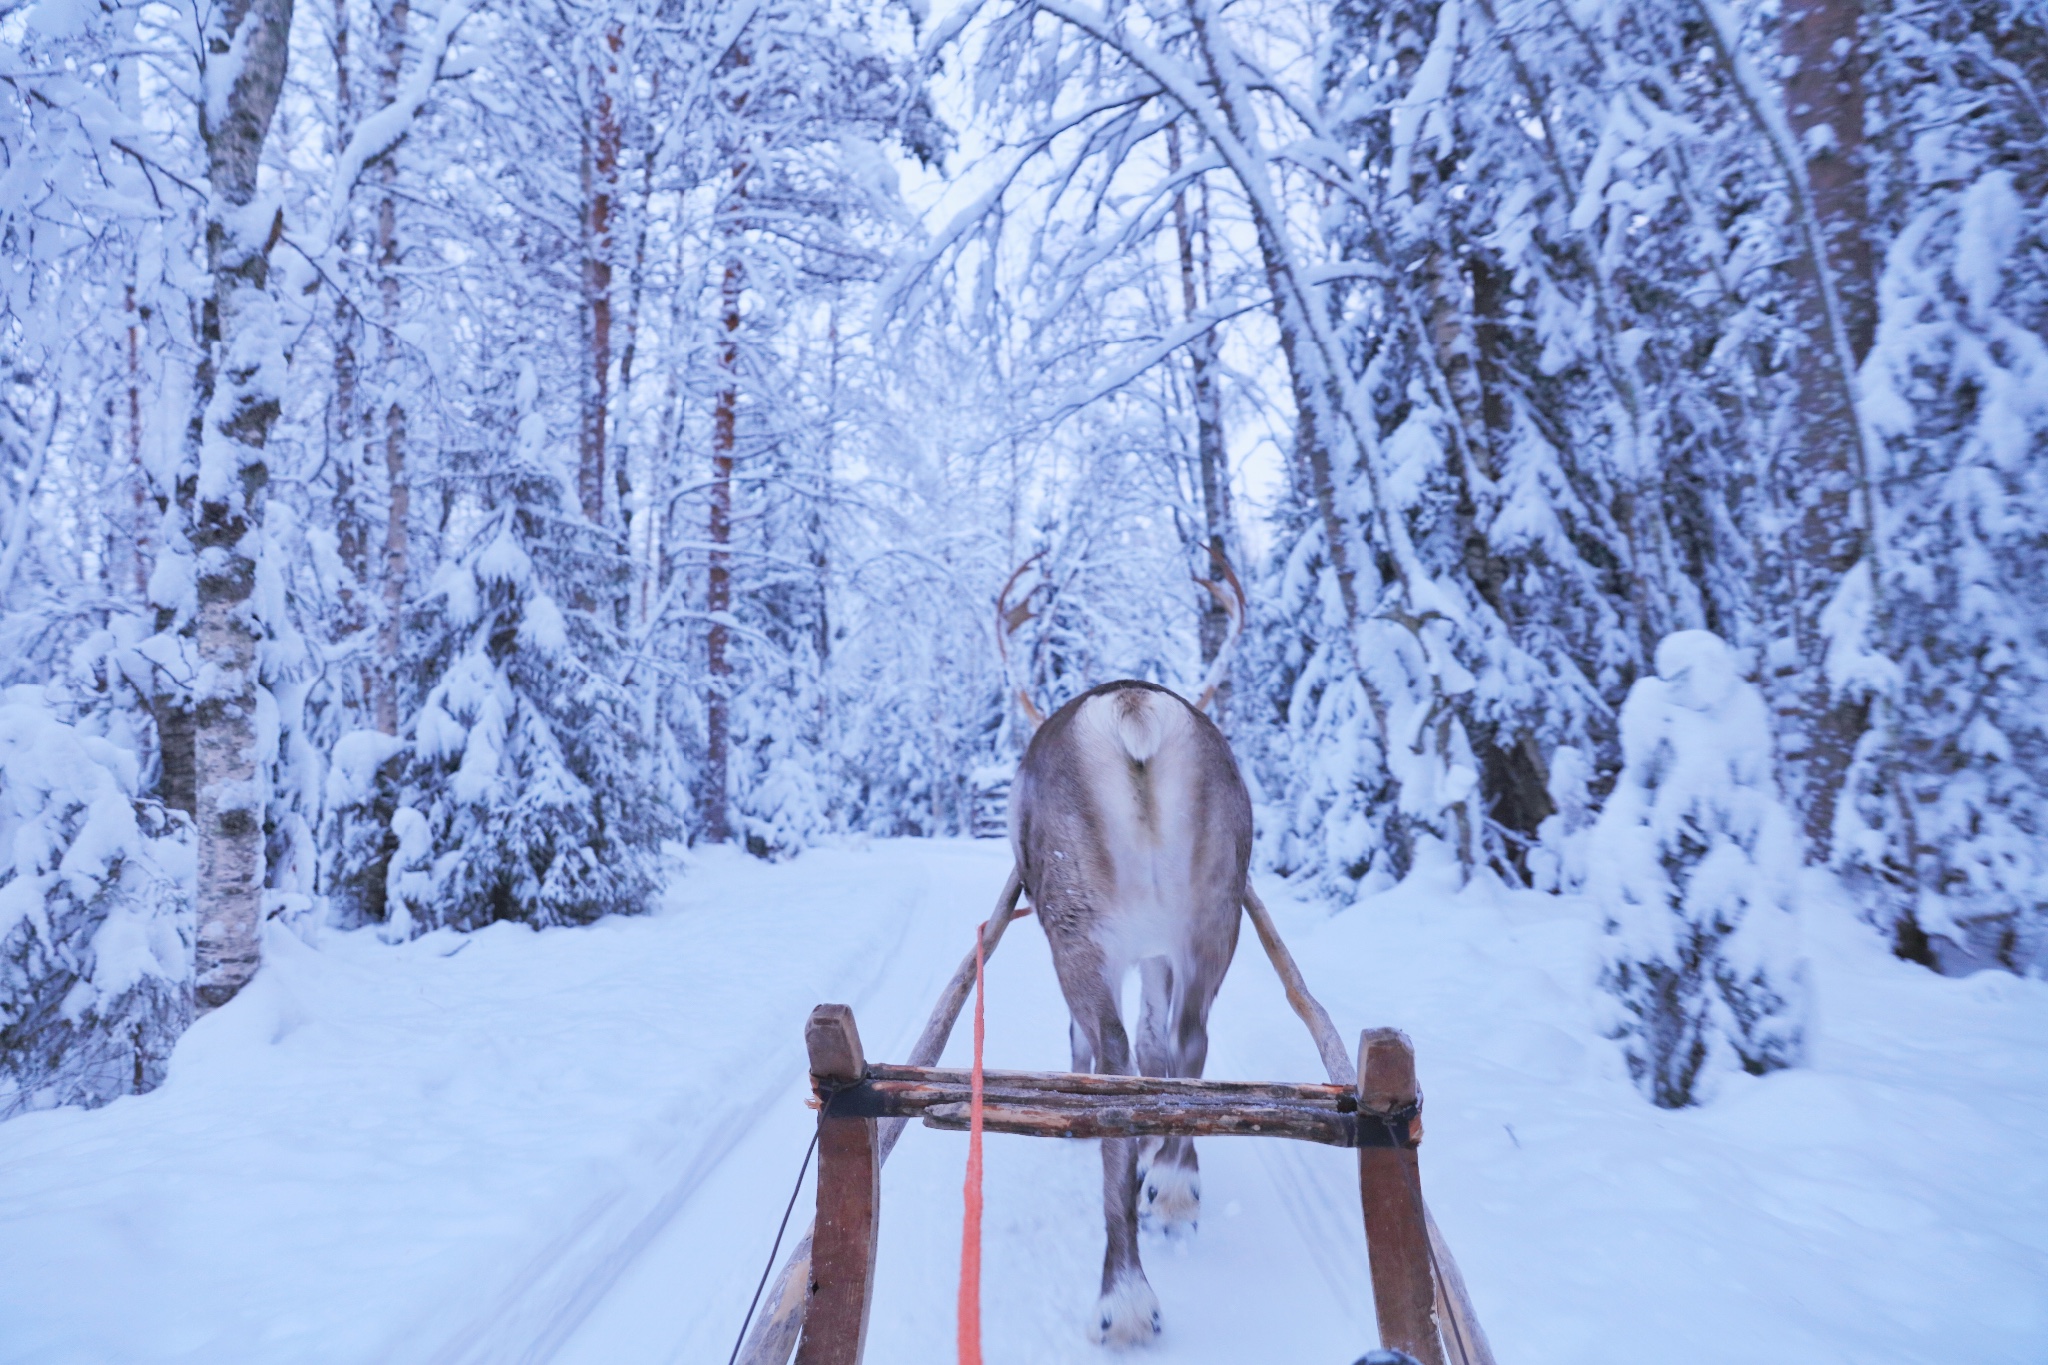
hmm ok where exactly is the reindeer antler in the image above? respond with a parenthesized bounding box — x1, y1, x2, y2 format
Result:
(1192, 542, 1246, 715)
(996, 553, 1048, 730)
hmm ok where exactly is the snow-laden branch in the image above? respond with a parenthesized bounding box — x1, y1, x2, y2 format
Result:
(0, 399, 59, 610)
(1038, 295, 1268, 428)
(315, 0, 476, 254)
(1028, 0, 1434, 608)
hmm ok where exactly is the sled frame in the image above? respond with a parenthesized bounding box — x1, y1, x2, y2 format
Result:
(794, 1002, 1455, 1365)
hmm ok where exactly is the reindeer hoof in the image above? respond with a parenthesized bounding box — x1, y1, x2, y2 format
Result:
(1090, 1277, 1162, 1347)
(1139, 1165, 1201, 1238)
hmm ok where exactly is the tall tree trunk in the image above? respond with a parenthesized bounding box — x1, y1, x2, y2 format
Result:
(1462, 251, 1553, 859)
(1780, 0, 1877, 858)
(113, 0, 151, 605)
(333, 295, 366, 627)
(331, 0, 369, 641)
(122, 283, 150, 600)
(1167, 125, 1233, 717)
(704, 258, 740, 844)
(579, 22, 624, 528)
(373, 0, 409, 739)
(804, 307, 834, 798)
(191, 0, 294, 1012)
(616, 80, 653, 627)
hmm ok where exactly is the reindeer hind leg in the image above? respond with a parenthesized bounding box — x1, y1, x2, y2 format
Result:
(1150, 947, 1233, 1240)
(1052, 945, 1160, 1346)
(1132, 957, 1197, 1238)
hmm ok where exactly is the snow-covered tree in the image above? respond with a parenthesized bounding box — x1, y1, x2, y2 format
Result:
(1835, 1, 2048, 975)
(1593, 632, 1807, 1109)
(0, 686, 193, 1118)
(372, 401, 673, 934)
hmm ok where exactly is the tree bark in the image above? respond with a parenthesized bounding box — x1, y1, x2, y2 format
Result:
(579, 22, 624, 528)
(373, 0, 409, 739)
(112, 2, 152, 605)
(704, 256, 739, 844)
(616, 84, 653, 627)
(1779, 0, 1877, 858)
(191, 0, 294, 1012)
(121, 283, 150, 601)
(330, 0, 368, 638)
(1168, 124, 1233, 719)
(332, 293, 367, 627)
(152, 701, 197, 818)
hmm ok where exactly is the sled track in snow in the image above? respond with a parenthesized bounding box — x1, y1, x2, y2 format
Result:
(406, 873, 932, 1365)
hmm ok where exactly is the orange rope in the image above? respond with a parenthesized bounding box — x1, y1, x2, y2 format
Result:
(957, 917, 989, 1365)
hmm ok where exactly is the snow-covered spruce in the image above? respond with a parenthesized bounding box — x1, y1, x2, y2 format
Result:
(0, 689, 193, 1119)
(1838, 150, 2048, 973)
(334, 473, 674, 936)
(1591, 632, 1807, 1108)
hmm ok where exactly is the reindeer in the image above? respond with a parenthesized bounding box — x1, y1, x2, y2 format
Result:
(997, 549, 1251, 1346)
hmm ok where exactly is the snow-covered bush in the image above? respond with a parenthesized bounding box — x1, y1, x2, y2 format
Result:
(321, 729, 407, 927)
(1529, 745, 1594, 894)
(370, 483, 674, 935)
(1592, 633, 1806, 1108)
(0, 689, 193, 1119)
(730, 676, 830, 861)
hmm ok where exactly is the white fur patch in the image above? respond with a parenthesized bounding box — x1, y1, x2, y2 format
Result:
(1111, 691, 1168, 764)
(1090, 1274, 1162, 1348)
(1067, 693, 1201, 970)
(1139, 1162, 1201, 1237)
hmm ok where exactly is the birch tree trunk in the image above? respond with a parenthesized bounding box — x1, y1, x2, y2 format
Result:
(114, 11, 152, 605)
(1167, 125, 1233, 717)
(579, 21, 624, 529)
(191, 0, 294, 1012)
(373, 0, 410, 740)
(616, 87, 652, 627)
(331, 0, 369, 641)
(121, 283, 151, 602)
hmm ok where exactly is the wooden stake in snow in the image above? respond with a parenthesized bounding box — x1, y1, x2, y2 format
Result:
(796, 1006, 876, 1365)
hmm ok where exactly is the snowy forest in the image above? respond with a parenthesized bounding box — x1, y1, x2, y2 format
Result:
(3, 0, 2045, 1124)
(4, 0, 2048, 1357)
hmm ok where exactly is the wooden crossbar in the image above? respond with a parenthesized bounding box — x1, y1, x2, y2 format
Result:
(822, 1064, 1419, 1148)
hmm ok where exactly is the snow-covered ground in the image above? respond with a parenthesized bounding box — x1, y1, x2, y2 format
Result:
(1, 839, 2043, 1364)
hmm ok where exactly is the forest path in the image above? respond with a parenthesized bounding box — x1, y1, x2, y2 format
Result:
(1, 840, 2042, 1365)
(549, 838, 1376, 1364)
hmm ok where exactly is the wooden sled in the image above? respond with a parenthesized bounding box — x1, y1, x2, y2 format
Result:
(738, 877, 1495, 1365)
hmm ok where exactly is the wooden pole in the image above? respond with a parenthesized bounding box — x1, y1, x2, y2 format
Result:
(795, 1005, 878, 1365)
(1246, 886, 1494, 1365)
(738, 868, 1025, 1365)
(1427, 1202, 1498, 1365)
(1356, 1028, 1445, 1365)
(1243, 886, 1357, 1087)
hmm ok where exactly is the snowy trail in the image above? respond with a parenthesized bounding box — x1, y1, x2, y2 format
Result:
(412, 848, 951, 1365)
(2, 840, 2044, 1364)
(550, 839, 1378, 1364)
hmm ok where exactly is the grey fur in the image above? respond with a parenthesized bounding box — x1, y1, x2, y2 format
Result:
(1009, 680, 1253, 1343)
